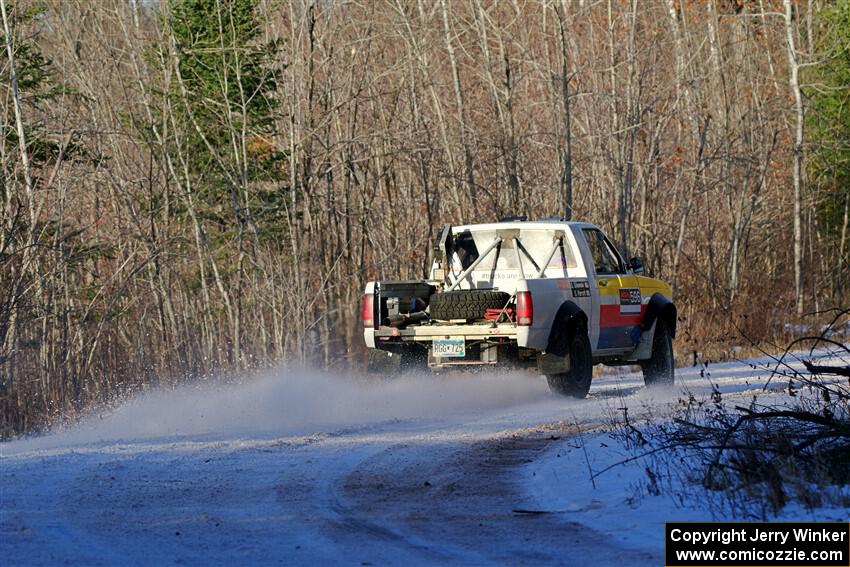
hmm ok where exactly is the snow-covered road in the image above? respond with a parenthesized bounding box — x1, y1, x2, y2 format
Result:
(2, 353, 846, 566)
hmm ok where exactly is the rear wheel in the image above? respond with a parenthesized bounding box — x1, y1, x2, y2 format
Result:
(641, 319, 674, 387)
(546, 331, 593, 398)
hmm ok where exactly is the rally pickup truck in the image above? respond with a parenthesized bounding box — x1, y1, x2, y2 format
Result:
(362, 218, 677, 397)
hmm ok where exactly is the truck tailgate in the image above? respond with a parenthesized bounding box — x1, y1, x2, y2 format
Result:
(373, 323, 518, 340)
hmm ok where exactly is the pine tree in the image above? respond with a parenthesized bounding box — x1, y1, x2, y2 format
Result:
(807, 3, 850, 254)
(166, 0, 285, 232)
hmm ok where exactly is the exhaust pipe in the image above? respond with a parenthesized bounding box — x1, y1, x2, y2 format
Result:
(384, 311, 429, 328)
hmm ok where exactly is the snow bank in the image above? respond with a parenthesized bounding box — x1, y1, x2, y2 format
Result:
(521, 430, 850, 554)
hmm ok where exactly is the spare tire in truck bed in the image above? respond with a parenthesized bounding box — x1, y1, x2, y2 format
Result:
(429, 290, 511, 321)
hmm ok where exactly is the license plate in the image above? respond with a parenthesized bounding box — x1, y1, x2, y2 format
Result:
(433, 338, 465, 358)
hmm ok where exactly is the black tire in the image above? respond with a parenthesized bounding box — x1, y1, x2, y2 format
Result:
(367, 345, 428, 374)
(398, 344, 428, 373)
(428, 290, 511, 321)
(641, 318, 674, 387)
(546, 331, 593, 398)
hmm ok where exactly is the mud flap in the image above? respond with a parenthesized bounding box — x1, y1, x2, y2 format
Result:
(367, 349, 400, 373)
(536, 351, 570, 374)
(630, 320, 656, 361)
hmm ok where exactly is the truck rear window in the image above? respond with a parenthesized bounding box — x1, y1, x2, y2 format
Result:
(449, 229, 577, 275)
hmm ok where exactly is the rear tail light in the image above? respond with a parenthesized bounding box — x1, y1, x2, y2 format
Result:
(516, 291, 533, 326)
(362, 294, 375, 328)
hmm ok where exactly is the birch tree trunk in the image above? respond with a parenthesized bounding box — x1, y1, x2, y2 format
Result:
(0, 0, 35, 232)
(439, 0, 475, 206)
(784, 0, 805, 316)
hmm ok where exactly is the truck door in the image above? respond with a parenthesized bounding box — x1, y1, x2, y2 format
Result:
(580, 228, 643, 352)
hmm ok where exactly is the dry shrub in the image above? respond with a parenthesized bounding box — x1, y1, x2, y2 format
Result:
(611, 311, 850, 519)
(676, 299, 846, 367)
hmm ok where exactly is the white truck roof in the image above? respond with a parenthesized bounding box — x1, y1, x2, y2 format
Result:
(453, 220, 599, 233)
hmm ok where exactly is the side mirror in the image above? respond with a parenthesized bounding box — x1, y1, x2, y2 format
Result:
(629, 257, 644, 274)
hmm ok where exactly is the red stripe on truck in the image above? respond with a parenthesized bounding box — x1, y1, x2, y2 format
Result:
(599, 304, 646, 328)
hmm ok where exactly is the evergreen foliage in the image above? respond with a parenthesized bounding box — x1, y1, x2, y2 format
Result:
(807, 2, 850, 248)
(166, 0, 286, 232)
(1, 3, 73, 177)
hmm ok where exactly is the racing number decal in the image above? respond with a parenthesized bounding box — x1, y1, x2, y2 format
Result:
(619, 288, 642, 315)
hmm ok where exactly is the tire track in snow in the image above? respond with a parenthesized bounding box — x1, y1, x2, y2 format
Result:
(332, 424, 658, 565)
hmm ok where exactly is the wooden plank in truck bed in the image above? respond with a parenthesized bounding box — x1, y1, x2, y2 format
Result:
(374, 324, 518, 339)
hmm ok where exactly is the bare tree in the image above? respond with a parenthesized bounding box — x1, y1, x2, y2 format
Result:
(784, 0, 805, 317)
(440, 0, 476, 207)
